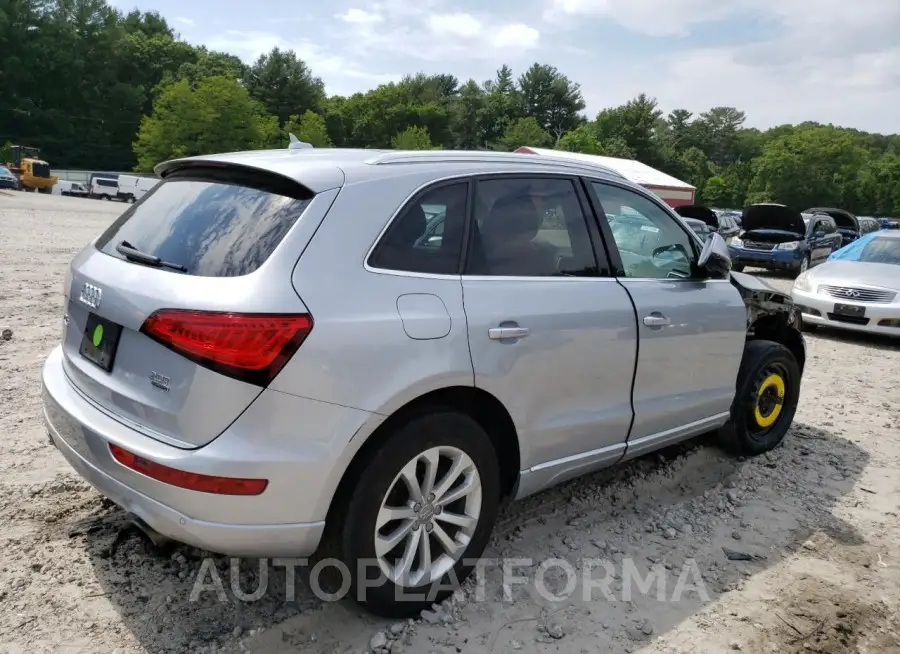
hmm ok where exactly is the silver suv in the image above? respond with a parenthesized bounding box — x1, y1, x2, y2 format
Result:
(42, 148, 805, 617)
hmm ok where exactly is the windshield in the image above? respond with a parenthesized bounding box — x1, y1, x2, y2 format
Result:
(95, 177, 312, 277)
(0, 166, 11, 176)
(858, 236, 900, 264)
(828, 232, 900, 265)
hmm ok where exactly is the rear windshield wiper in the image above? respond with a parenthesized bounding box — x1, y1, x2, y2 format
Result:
(115, 240, 187, 272)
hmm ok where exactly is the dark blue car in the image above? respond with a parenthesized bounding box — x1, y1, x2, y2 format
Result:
(803, 207, 862, 247)
(728, 203, 843, 275)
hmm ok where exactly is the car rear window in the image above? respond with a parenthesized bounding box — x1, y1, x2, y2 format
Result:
(95, 174, 312, 277)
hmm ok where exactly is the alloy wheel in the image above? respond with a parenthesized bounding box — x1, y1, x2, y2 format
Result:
(374, 446, 482, 587)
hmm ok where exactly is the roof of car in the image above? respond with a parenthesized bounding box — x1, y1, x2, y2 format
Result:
(154, 147, 632, 194)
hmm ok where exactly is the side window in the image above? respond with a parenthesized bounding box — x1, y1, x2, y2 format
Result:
(592, 182, 698, 280)
(465, 177, 602, 277)
(368, 183, 468, 275)
(824, 219, 837, 234)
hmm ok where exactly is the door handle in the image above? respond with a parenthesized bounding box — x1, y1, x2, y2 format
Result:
(643, 313, 671, 328)
(489, 326, 530, 340)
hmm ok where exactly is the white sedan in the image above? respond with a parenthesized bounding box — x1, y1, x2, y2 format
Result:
(791, 230, 900, 336)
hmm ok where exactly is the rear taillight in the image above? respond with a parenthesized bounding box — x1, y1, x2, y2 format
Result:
(109, 444, 268, 495)
(140, 310, 312, 386)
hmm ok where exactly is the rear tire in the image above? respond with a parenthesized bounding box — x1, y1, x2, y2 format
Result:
(719, 339, 801, 456)
(338, 410, 501, 618)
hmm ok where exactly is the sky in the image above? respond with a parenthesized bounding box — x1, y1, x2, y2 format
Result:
(109, 0, 900, 134)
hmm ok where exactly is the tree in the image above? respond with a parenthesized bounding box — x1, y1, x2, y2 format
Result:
(133, 76, 279, 171)
(453, 80, 485, 149)
(243, 47, 326, 125)
(559, 124, 604, 154)
(480, 65, 520, 147)
(517, 63, 585, 145)
(499, 117, 551, 151)
(2, 8, 899, 216)
(595, 94, 664, 167)
(702, 176, 731, 206)
(283, 111, 332, 147)
(392, 126, 433, 150)
(747, 125, 871, 209)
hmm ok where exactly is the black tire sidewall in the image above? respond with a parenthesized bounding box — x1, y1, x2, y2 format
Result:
(729, 340, 801, 455)
(341, 410, 500, 618)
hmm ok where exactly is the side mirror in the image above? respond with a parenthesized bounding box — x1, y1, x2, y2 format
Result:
(814, 230, 825, 238)
(697, 232, 732, 278)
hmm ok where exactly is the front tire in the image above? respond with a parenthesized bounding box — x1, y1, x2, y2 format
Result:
(340, 410, 500, 618)
(731, 264, 745, 273)
(720, 339, 801, 456)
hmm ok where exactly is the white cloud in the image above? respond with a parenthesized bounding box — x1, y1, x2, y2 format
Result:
(174, 16, 195, 26)
(332, 2, 541, 62)
(336, 8, 383, 24)
(427, 13, 483, 38)
(191, 0, 898, 132)
(540, 0, 900, 132)
(494, 24, 541, 50)
(204, 30, 398, 95)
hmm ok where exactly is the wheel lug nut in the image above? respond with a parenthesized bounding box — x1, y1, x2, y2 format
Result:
(427, 493, 435, 502)
(413, 503, 422, 512)
(412, 520, 420, 530)
(425, 523, 434, 533)
(434, 506, 442, 515)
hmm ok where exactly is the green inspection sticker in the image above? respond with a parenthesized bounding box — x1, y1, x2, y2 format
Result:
(92, 323, 104, 347)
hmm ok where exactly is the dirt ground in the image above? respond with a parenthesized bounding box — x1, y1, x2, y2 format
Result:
(1, 192, 899, 654)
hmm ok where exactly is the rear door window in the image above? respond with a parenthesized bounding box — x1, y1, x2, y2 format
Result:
(465, 177, 604, 277)
(95, 175, 313, 277)
(368, 183, 468, 275)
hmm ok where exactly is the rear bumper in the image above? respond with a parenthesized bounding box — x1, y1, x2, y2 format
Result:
(42, 345, 378, 557)
(729, 247, 805, 271)
(791, 289, 900, 337)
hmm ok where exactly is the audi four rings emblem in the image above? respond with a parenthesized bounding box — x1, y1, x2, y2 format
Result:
(78, 282, 103, 309)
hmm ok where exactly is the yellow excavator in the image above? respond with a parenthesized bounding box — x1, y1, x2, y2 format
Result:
(5, 145, 57, 193)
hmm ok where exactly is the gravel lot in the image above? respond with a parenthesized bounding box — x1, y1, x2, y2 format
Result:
(2, 192, 899, 654)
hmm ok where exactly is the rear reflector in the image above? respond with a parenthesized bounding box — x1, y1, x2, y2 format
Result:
(140, 310, 312, 386)
(109, 444, 268, 496)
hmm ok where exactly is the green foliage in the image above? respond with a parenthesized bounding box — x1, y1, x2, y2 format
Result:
(243, 47, 326, 124)
(500, 117, 552, 151)
(391, 126, 433, 150)
(133, 76, 278, 171)
(284, 111, 333, 147)
(2, 0, 899, 214)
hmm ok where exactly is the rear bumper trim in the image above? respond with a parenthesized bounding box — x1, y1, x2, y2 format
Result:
(47, 419, 324, 558)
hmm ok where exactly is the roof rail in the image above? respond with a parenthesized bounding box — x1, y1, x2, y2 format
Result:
(367, 150, 627, 180)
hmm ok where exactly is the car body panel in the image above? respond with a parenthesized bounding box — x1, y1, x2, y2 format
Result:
(60, 187, 339, 448)
(464, 276, 637, 480)
(42, 147, 804, 559)
(618, 279, 746, 452)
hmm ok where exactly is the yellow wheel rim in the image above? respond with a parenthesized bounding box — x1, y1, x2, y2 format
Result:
(754, 373, 785, 428)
